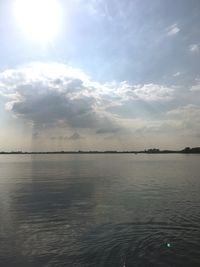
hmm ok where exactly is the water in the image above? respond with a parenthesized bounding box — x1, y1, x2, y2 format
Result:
(0, 154, 200, 266)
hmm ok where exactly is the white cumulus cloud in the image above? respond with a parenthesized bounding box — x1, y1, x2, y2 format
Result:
(115, 82, 174, 102)
(189, 44, 200, 53)
(173, 72, 181, 77)
(166, 24, 180, 36)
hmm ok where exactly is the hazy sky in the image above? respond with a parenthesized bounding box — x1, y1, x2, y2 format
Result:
(0, 0, 200, 151)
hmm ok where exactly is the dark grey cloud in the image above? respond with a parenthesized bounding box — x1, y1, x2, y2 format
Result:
(2, 62, 198, 146)
(51, 132, 83, 140)
(96, 128, 119, 134)
(0, 64, 174, 137)
(69, 132, 83, 140)
(32, 131, 39, 139)
(0, 63, 120, 134)
(11, 89, 95, 127)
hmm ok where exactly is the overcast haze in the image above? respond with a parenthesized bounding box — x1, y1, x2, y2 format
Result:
(0, 0, 200, 151)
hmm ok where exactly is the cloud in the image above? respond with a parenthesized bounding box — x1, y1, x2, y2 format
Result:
(189, 44, 200, 53)
(0, 62, 176, 139)
(190, 84, 200, 92)
(116, 82, 174, 102)
(190, 79, 200, 91)
(51, 132, 83, 140)
(96, 128, 119, 134)
(69, 132, 83, 139)
(166, 105, 200, 132)
(173, 72, 181, 77)
(33, 131, 39, 138)
(167, 104, 200, 117)
(166, 24, 180, 36)
(133, 84, 174, 101)
(0, 63, 120, 133)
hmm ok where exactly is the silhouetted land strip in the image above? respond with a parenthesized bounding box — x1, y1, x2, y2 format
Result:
(0, 147, 200, 154)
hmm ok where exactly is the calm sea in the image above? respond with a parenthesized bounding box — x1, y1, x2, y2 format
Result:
(0, 154, 200, 266)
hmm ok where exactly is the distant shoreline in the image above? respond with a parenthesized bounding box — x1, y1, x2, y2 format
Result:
(0, 147, 200, 154)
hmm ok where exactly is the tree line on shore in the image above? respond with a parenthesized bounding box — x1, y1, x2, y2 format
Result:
(0, 147, 200, 154)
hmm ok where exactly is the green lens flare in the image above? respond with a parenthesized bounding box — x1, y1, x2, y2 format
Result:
(166, 242, 171, 248)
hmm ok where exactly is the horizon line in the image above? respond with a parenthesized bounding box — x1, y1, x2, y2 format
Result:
(0, 147, 200, 154)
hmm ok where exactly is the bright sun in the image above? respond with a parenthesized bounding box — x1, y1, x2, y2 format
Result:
(14, 0, 62, 45)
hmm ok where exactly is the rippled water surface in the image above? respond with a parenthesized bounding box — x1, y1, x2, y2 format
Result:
(0, 154, 200, 266)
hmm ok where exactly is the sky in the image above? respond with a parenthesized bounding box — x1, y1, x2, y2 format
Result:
(0, 0, 200, 151)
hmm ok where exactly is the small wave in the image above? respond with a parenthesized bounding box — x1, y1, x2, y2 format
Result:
(73, 221, 200, 266)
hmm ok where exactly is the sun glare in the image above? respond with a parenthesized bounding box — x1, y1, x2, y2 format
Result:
(14, 0, 62, 45)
